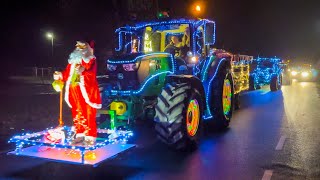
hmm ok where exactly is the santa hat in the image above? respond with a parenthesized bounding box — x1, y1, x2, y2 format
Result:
(87, 40, 95, 49)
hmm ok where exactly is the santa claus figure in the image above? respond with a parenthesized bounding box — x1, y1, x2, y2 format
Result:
(53, 40, 101, 145)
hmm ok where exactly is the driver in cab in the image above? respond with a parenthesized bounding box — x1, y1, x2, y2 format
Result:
(164, 28, 190, 58)
(164, 36, 182, 56)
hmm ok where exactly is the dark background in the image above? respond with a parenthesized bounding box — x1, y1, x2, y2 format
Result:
(1, 0, 320, 75)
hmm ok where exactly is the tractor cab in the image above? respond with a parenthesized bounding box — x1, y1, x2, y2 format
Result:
(105, 19, 216, 96)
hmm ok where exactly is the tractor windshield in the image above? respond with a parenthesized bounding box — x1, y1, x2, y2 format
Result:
(115, 23, 191, 57)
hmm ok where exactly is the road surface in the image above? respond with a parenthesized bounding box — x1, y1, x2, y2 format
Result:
(0, 81, 319, 179)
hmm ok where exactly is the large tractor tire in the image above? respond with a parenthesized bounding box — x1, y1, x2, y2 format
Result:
(211, 70, 234, 129)
(154, 82, 203, 151)
(270, 75, 282, 91)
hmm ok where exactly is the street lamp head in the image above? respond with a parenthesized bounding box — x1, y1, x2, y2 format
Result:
(47, 33, 53, 39)
(195, 5, 201, 12)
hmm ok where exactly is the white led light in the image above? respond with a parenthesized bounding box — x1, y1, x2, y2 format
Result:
(301, 72, 309, 77)
(291, 71, 297, 76)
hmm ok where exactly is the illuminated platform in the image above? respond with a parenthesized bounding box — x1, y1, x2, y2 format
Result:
(8, 127, 135, 166)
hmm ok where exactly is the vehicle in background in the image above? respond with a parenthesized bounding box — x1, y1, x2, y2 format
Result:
(249, 57, 283, 91)
(296, 64, 314, 81)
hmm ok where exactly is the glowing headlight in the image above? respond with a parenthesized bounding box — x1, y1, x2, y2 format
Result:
(291, 71, 297, 76)
(191, 56, 198, 63)
(301, 72, 309, 77)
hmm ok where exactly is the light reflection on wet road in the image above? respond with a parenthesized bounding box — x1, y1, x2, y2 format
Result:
(0, 81, 319, 179)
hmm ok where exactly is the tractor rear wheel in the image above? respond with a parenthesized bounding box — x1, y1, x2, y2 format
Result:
(154, 83, 203, 151)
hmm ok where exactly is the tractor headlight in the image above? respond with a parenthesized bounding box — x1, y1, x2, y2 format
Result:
(291, 71, 297, 76)
(301, 72, 309, 77)
(107, 64, 117, 71)
(191, 56, 198, 63)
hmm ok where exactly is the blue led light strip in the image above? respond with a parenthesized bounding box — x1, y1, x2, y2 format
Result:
(203, 58, 226, 119)
(115, 31, 133, 52)
(110, 71, 173, 95)
(115, 19, 205, 32)
(115, 19, 216, 54)
(201, 56, 215, 82)
(107, 52, 172, 64)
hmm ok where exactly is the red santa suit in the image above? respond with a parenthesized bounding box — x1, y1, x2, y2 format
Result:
(54, 41, 101, 141)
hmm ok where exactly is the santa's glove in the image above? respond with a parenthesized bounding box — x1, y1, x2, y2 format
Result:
(53, 71, 63, 80)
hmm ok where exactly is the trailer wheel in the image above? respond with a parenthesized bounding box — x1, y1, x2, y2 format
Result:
(270, 75, 282, 91)
(154, 83, 203, 151)
(234, 93, 240, 110)
(249, 75, 255, 90)
(211, 70, 234, 129)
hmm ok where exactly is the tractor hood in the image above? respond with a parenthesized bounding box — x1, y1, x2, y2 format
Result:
(107, 53, 144, 64)
(104, 53, 175, 96)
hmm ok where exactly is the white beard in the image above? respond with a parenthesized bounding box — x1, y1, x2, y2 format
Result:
(68, 45, 95, 64)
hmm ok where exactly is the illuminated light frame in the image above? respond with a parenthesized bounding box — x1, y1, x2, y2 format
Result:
(203, 58, 226, 119)
(114, 19, 216, 55)
(9, 126, 134, 158)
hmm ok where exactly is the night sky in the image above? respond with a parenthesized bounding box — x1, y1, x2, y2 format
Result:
(1, 0, 320, 74)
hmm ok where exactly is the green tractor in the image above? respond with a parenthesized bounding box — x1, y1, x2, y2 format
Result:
(98, 18, 246, 150)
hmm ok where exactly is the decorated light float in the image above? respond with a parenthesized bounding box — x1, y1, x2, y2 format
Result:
(8, 41, 134, 166)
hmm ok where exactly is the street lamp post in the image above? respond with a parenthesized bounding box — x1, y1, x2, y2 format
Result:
(46, 33, 54, 57)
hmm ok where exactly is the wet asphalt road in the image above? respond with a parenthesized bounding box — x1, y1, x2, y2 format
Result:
(0, 81, 319, 180)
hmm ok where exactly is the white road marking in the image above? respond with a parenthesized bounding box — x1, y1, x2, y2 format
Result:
(262, 170, 273, 180)
(275, 135, 286, 150)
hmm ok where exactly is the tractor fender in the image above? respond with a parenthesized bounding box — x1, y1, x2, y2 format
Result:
(207, 58, 236, 94)
(165, 75, 205, 104)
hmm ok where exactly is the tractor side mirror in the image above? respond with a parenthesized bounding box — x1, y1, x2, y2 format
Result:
(204, 22, 215, 45)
